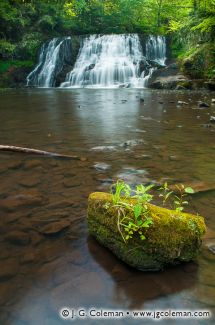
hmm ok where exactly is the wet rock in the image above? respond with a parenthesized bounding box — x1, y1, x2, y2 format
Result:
(19, 176, 41, 187)
(87, 63, 95, 70)
(25, 160, 42, 169)
(119, 83, 130, 88)
(149, 75, 189, 90)
(201, 123, 212, 128)
(116, 167, 150, 185)
(170, 181, 215, 194)
(131, 128, 146, 133)
(63, 178, 81, 188)
(91, 145, 116, 151)
(136, 154, 152, 160)
(198, 101, 210, 108)
(208, 245, 215, 255)
(45, 200, 74, 209)
(210, 116, 215, 123)
(0, 194, 44, 211)
(169, 155, 179, 161)
(88, 192, 206, 271)
(0, 160, 23, 170)
(0, 259, 19, 280)
(175, 85, 186, 90)
(20, 252, 36, 264)
(177, 101, 188, 105)
(5, 231, 30, 246)
(30, 231, 44, 246)
(201, 246, 215, 262)
(120, 139, 145, 148)
(40, 220, 70, 235)
(93, 162, 111, 171)
(212, 98, 215, 104)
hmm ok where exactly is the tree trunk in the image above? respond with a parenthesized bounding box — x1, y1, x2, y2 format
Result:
(0, 145, 86, 160)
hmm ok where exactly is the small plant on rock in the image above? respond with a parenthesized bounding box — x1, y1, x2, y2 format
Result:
(159, 182, 195, 212)
(106, 180, 154, 243)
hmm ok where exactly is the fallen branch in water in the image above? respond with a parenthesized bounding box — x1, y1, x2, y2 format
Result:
(0, 145, 86, 160)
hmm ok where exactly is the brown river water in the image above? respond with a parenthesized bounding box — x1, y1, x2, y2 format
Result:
(0, 88, 215, 325)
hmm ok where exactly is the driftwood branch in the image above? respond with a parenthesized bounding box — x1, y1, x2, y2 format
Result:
(0, 145, 86, 160)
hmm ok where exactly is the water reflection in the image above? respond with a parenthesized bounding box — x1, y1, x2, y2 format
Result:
(0, 89, 215, 324)
(88, 237, 198, 309)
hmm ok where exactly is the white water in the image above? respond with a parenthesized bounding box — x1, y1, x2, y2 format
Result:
(61, 34, 166, 88)
(146, 35, 166, 66)
(27, 37, 71, 87)
(27, 34, 166, 88)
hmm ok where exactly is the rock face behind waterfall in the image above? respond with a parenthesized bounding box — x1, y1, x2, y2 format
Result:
(26, 34, 167, 88)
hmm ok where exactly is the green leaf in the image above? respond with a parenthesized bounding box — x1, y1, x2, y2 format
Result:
(184, 187, 195, 194)
(134, 204, 142, 219)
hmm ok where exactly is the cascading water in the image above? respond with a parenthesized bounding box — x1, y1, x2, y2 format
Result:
(26, 37, 72, 87)
(60, 34, 144, 88)
(61, 34, 166, 88)
(146, 36, 166, 66)
(27, 34, 166, 88)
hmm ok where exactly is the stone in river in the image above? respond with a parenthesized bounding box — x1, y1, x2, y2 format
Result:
(210, 116, 215, 123)
(91, 145, 116, 151)
(87, 192, 206, 271)
(5, 230, 30, 246)
(120, 139, 145, 148)
(0, 194, 44, 211)
(198, 101, 210, 108)
(19, 175, 40, 187)
(93, 162, 111, 171)
(170, 181, 215, 194)
(24, 160, 42, 169)
(40, 220, 70, 235)
(177, 101, 188, 105)
(208, 245, 215, 255)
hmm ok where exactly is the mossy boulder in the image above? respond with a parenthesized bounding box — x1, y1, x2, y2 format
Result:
(87, 192, 206, 271)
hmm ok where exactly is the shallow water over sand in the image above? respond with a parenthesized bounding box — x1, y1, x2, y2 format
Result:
(0, 88, 215, 324)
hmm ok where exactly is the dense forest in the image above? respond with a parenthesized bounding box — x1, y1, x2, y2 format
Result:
(0, 0, 214, 87)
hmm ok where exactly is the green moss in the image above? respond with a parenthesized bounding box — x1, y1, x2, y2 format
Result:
(180, 43, 215, 79)
(87, 192, 206, 271)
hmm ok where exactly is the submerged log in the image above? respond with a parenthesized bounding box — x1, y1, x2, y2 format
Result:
(0, 145, 86, 160)
(87, 192, 206, 271)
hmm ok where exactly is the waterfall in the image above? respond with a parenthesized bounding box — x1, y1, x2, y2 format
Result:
(61, 34, 166, 88)
(60, 34, 144, 88)
(146, 36, 166, 66)
(26, 37, 72, 87)
(27, 34, 166, 88)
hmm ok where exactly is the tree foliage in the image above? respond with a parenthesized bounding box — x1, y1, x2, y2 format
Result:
(0, 0, 214, 76)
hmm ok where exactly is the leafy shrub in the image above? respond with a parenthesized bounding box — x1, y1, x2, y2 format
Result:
(0, 40, 15, 59)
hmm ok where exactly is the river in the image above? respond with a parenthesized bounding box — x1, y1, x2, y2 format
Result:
(0, 88, 214, 324)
